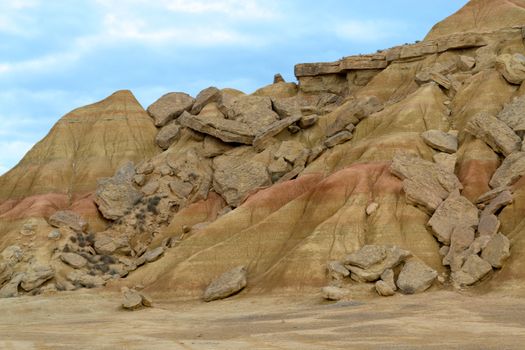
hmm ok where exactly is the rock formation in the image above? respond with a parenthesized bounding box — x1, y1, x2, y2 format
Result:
(1, 0, 525, 302)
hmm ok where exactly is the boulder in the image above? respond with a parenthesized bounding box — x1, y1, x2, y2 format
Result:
(490, 152, 525, 188)
(1, 245, 23, 265)
(94, 163, 143, 220)
(141, 181, 159, 196)
(344, 245, 387, 269)
(481, 233, 511, 268)
(213, 155, 271, 207)
(227, 95, 280, 132)
(191, 87, 221, 115)
(299, 114, 318, 128)
(452, 254, 492, 287)
(203, 266, 247, 302)
(253, 115, 302, 150)
(398, 161, 461, 212)
(465, 113, 521, 156)
(273, 73, 285, 84)
(345, 246, 411, 282)
(496, 53, 525, 84)
(121, 288, 143, 310)
(60, 252, 88, 269)
(478, 214, 500, 236)
(458, 55, 476, 71)
(326, 261, 350, 281)
(498, 95, 525, 134)
(147, 92, 194, 127)
(0, 263, 13, 287)
(155, 122, 181, 150)
(380, 269, 397, 291)
(433, 152, 457, 174)
(321, 286, 350, 301)
(178, 111, 255, 145)
(476, 186, 512, 204)
(481, 190, 513, 216)
(169, 178, 194, 198)
(443, 226, 475, 272)
(48, 210, 88, 233)
(428, 191, 479, 245)
(396, 259, 437, 294)
(375, 280, 396, 297)
(421, 130, 458, 153)
(20, 265, 54, 291)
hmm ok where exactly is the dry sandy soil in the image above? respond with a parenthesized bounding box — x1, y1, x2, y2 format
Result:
(0, 290, 524, 349)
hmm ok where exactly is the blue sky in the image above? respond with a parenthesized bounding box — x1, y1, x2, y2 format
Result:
(0, 0, 468, 174)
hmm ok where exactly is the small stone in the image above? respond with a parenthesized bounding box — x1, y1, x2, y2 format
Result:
(141, 181, 160, 196)
(48, 230, 61, 240)
(452, 254, 492, 287)
(458, 55, 476, 71)
(366, 202, 379, 216)
(122, 288, 144, 310)
(478, 214, 500, 236)
(324, 131, 353, 148)
(273, 73, 285, 84)
(287, 125, 301, 134)
(375, 280, 395, 297)
(298, 114, 318, 128)
(321, 286, 350, 301)
(490, 152, 525, 188)
(60, 252, 88, 269)
(476, 186, 512, 204)
(433, 153, 457, 174)
(344, 245, 387, 269)
(326, 261, 350, 281)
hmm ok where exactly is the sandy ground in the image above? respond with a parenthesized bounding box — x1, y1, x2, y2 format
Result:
(0, 290, 524, 349)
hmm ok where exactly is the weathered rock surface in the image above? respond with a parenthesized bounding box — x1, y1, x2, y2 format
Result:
(203, 266, 247, 302)
(433, 152, 456, 174)
(94, 163, 143, 220)
(213, 155, 271, 207)
(465, 113, 521, 156)
(421, 130, 458, 153)
(325, 131, 353, 148)
(142, 247, 165, 263)
(48, 210, 88, 233)
(0, 273, 24, 298)
(20, 265, 54, 291)
(397, 259, 437, 294)
(375, 280, 395, 297)
(147, 92, 194, 127)
(428, 191, 479, 245)
(326, 261, 350, 281)
(344, 245, 387, 270)
(496, 53, 525, 85)
(490, 152, 525, 188)
(67, 271, 106, 288)
(121, 287, 152, 310)
(481, 233, 511, 268)
(191, 87, 221, 115)
(345, 245, 411, 282)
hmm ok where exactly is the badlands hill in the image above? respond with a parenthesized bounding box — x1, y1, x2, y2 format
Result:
(1, 0, 525, 304)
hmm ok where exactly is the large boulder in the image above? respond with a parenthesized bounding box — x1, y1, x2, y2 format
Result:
(227, 95, 280, 132)
(490, 152, 525, 188)
(203, 266, 247, 302)
(94, 163, 143, 220)
(465, 113, 521, 156)
(428, 191, 479, 245)
(391, 153, 462, 213)
(48, 210, 88, 233)
(191, 87, 222, 115)
(496, 53, 525, 85)
(147, 92, 194, 127)
(213, 155, 271, 207)
(421, 130, 458, 153)
(344, 245, 387, 269)
(396, 259, 437, 294)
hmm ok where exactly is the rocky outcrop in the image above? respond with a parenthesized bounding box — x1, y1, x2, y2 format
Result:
(396, 259, 437, 294)
(421, 130, 458, 153)
(498, 95, 525, 135)
(344, 245, 411, 282)
(203, 266, 247, 302)
(48, 210, 88, 233)
(490, 152, 525, 188)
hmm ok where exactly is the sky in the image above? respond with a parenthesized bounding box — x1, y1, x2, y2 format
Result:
(0, 0, 469, 174)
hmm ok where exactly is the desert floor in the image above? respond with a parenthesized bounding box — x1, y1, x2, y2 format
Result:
(0, 289, 524, 349)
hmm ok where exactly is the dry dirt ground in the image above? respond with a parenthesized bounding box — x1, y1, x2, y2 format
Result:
(0, 290, 524, 349)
